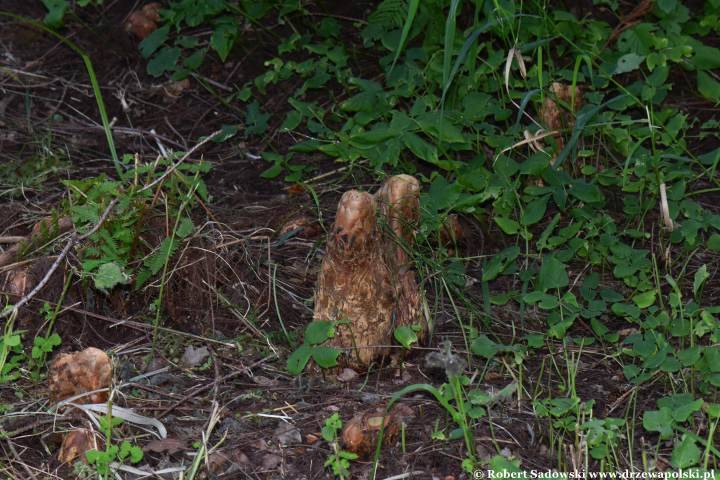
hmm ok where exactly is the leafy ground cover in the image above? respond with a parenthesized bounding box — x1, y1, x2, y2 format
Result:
(1, 0, 720, 478)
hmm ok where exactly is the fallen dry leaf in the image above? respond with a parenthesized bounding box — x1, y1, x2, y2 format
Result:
(162, 79, 191, 98)
(261, 453, 282, 470)
(278, 215, 322, 239)
(439, 214, 463, 246)
(49, 347, 112, 404)
(274, 421, 302, 447)
(144, 437, 186, 455)
(208, 451, 250, 478)
(208, 450, 248, 475)
(252, 375, 278, 386)
(336, 368, 359, 382)
(58, 428, 96, 464)
(208, 451, 231, 474)
(286, 183, 306, 195)
(180, 345, 209, 368)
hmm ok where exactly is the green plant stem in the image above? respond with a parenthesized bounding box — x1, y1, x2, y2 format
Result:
(0, 13, 121, 176)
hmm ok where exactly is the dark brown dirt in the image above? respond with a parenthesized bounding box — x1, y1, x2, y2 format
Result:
(0, 2, 664, 479)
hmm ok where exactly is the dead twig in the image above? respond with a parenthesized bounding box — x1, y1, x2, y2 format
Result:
(605, 0, 654, 47)
(1, 199, 118, 318)
(0, 236, 25, 244)
(139, 129, 224, 194)
(1, 434, 39, 480)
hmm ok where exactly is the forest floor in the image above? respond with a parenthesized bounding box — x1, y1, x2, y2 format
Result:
(1, 1, 719, 480)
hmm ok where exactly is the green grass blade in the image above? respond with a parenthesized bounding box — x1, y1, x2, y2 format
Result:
(442, 0, 461, 89)
(370, 383, 459, 480)
(440, 18, 498, 108)
(0, 12, 122, 176)
(514, 88, 541, 126)
(389, 0, 420, 75)
(554, 93, 628, 168)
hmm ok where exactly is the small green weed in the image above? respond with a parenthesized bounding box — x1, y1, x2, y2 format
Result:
(287, 320, 340, 375)
(322, 412, 358, 480)
(86, 439, 143, 478)
(41, 0, 103, 28)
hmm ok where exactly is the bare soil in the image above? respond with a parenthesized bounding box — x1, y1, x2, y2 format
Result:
(0, 2, 643, 479)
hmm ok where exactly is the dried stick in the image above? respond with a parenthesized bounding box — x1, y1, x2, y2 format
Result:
(1, 199, 118, 319)
(139, 129, 224, 193)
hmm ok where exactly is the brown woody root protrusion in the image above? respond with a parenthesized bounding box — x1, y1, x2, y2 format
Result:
(125, 3, 162, 40)
(49, 347, 112, 404)
(538, 82, 584, 158)
(58, 428, 97, 464)
(342, 403, 414, 457)
(313, 175, 423, 370)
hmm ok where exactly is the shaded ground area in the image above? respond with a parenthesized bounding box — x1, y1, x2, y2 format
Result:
(1, 1, 716, 479)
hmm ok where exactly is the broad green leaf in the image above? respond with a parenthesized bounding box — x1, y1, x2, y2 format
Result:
(482, 246, 520, 281)
(643, 407, 674, 439)
(341, 91, 380, 112)
(304, 321, 335, 345)
(140, 25, 170, 58)
(280, 110, 302, 131)
(538, 255, 569, 291)
(671, 435, 701, 469)
(494, 216, 520, 234)
(569, 180, 604, 203)
(349, 127, 400, 148)
(3, 334, 21, 348)
(693, 265, 709, 297)
(311, 346, 340, 369)
(633, 291, 656, 309)
(658, 394, 704, 422)
(612, 302, 641, 319)
(698, 71, 720, 102)
(707, 233, 720, 251)
(414, 113, 467, 144)
(489, 455, 522, 474)
(657, 0, 677, 12)
(94, 262, 128, 290)
(42, 0, 68, 27)
(614, 53, 645, 75)
(526, 334, 545, 348)
(423, 176, 461, 213)
(183, 48, 206, 70)
(690, 44, 720, 71)
(260, 163, 282, 179)
(210, 20, 238, 62)
(705, 403, 720, 418)
(394, 325, 418, 348)
(404, 133, 440, 167)
(287, 344, 312, 375)
(523, 291, 559, 309)
(521, 196, 549, 226)
(245, 100, 270, 136)
(147, 47, 181, 77)
(471, 334, 500, 359)
(678, 347, 701, 366)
